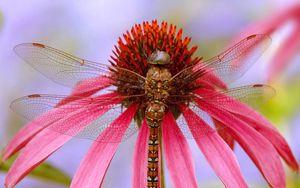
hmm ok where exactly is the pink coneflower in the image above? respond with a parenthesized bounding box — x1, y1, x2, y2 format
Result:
(3, 20, 299, 188)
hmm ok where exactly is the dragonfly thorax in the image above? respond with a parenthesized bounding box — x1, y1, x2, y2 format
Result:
(145, 66, 172, 104)
(145, 65, 172, 127)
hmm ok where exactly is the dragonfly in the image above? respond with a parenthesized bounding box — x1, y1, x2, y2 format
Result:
(11, 34, 274, 188)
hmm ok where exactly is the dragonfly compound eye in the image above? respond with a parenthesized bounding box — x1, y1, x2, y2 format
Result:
(147, 50, 171, 65)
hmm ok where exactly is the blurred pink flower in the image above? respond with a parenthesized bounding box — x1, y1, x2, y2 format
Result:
(2, 21, 298, 188)
(232, 5, 300, 81)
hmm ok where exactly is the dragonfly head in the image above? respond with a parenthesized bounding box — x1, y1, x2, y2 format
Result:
(147, 50, 172, 65)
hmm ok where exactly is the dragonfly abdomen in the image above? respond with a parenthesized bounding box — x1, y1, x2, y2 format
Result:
(145, 102, 165, 188)
(147, 124, 160, 188)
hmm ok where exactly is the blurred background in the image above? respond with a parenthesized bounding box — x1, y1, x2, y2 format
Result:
(0, 0, 299, 187)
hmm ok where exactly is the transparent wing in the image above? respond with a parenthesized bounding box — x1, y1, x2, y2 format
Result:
(174, 84, 275, 139)
(11, 94, 142, 142)
(202, 84, 276, 108)
(45, 103, 139, 142)
(175, 104, 217, 139)
(10, 93, 140, 120)
(14, 43, 145, 87)
(171, 34, 271, 85)
(74, 104, 139, 142)
(11, 94, 139, 142)
(168, 84, 275, 106)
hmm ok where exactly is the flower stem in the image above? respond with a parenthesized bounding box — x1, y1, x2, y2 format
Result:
(159, 128, 165, 188)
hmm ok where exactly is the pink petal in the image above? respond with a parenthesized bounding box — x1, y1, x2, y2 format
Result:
(267, 26, 300, 81)
(3, 108, 64, 160)
(180, 105, 248, 188)
(194, 80, 215, 90)
(196, 99, 286, 188)
(251, 6, 300, 36)
(195, 88, 275, 129)
(231, 5, 300, 80)
(70, 103, 138, 188)
(58, 76, 112, 106)
(197, 88, 299, 171)
(3, 92, 119, 160)
(5, 96, 119, 187)
(132, 119, 149, 188)
(72, 75, 112, 96)
(201, 71, 228, 89)
(214, 120, 235, 149)
(238, 114, 299, 171)
(161, 112, 198, 188)
(5, 131, 71, 188)
(229, 6, 300, 46)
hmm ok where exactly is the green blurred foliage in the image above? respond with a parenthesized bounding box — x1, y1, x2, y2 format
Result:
(287, 172, 300, 188)
(0, 154, 71, 186)
(196, 38, 229, 59)
(0, 10, 3, 30)
(259, 78, 300, 125)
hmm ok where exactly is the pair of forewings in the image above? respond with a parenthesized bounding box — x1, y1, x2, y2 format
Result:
(11, 34, 274, 142)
